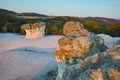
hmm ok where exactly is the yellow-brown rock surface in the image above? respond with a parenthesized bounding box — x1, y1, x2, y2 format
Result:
(54, 21, 106, 62)
(54, 21, 120, 80)
(91, 69, 103, 80)
(63, 21, 90, 36)
(21, 22, 46, 39)
(108, 69, 120, 80)
(61, 45, 120, 80)
(55, 36, 90, 62)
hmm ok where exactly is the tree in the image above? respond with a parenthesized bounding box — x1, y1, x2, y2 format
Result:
(45, 22, 53, 35)
(5, 22, 13, 32)
(107, 22, 120, 37)
(86, 20, 99, 29)
(51, 26, 58, 35)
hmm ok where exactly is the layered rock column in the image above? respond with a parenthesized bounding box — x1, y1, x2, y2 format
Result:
(21, 22, 46, 39)
(54, 21, 107, 80)
(54, 21, 107, 62)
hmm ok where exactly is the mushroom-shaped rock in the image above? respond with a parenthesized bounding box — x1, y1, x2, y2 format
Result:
(21, 22, 46, 39)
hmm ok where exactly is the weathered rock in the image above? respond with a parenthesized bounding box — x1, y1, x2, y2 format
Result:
(54, 21, 107, 80)
(21, 22, 46, 39)
(108, 69, 120, 80)
(55, 34, 106, 62)
(98, 34, 120, 48)
(116, 39, 120, 45)
(63, 21, 90, 36)
(55, 22, 106, 62)
(98, 34, 116, 48)
(90, 69, 103, 80)
(62, 45, 120, 80)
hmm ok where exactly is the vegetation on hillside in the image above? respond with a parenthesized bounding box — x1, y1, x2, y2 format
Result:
(0, 14, 120, 37)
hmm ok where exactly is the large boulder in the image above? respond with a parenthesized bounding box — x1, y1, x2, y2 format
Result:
(54, 21, 107, 80)
(21, 22, 46, 39)
(62, 45, 120, 80)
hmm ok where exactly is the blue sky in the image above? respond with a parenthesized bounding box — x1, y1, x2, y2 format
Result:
(0, 0, 120, 18)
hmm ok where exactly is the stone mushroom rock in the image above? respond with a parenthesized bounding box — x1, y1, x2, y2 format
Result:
(21, 22, 46, 39)
(54, 21, 108, 80)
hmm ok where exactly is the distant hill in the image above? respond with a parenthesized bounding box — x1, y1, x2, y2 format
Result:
(16, 13, 48, 17)
(83, 17, 119, 26)
(0, 8, 119, 26)
(0, 8, 48, 17)
(55, 16, 119, 26)
(0, 8, 17, 14)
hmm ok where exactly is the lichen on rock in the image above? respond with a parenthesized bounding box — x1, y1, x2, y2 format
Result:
(54, 21, 109, 80)
(56, 45, 118, 80)
(54, 21, 107, 63)
(63, 21, 90, 36)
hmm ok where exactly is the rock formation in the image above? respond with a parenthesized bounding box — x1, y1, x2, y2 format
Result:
(116, 39, 120, 45)
(54, 21, 108, 80)
(62, 45, 120, 80)
(21, 22, 46, 39)
(63, 21, 90, 36)
(54, 21, 120, 80)
(98, 34, 116, 48)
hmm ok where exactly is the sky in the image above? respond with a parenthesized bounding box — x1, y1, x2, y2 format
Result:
(0, 0, 120, 18)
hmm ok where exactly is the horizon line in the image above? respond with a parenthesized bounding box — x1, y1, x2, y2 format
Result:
(0, 8, 120, 19)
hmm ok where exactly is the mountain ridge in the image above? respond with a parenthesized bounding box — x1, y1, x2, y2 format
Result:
(0, 8, 17, 14)
(0, 8, 119, 26)
(16, 12, 48, 17)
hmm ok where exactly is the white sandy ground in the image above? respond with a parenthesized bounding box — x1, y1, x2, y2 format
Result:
(0, 47, 57, 80)
(0, 33, 63, 53)
(0, 33, 63, 80)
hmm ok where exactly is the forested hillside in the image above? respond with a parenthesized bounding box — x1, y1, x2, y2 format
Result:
(0, 9, 120, 37)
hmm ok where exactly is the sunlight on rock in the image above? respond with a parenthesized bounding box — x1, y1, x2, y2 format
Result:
(91, 69, 103, 80)
(21, 22, 46, 39)
(63, 21, 90, 36)
(54, 21, 108, 80)
(108, 69, 120, 80)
